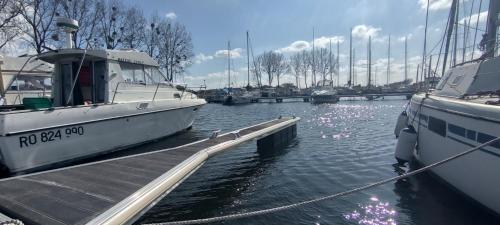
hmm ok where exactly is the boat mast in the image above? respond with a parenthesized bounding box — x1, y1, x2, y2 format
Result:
(352, 48, 356, 85)
(404, 36, 408, 81)
(482, 0, 500, 58)
(246, 31, 250, 88)
(228, 41, 231, 91)
(329, 39, 333, 86)
(442, 0, 458, 76)
(453, 0, 459, 66)
(387, 35, 391, 85)
(367, 36, 372, 87)
(336, 40, 340, 87)
(312, 27, 316, 87)
(348, 27, 352, 87)
(421, 0, 430, 90)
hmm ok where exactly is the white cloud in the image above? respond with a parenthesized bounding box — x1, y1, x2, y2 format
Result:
(278, 35, 344, 53)
(459, 11, 488, 25)
(418, 0, 452, 11)
(278, 40, 310, 53)
(214, 48, 243, 58)
(352, 25, 381, 40)
(194, 53, 214, 64)
(397, 34, 413, 42)
(165, 12, 177, 20)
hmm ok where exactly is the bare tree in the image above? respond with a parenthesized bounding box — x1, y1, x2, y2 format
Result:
(97, 0, 127, 49)
(157, 20, 194, 81)
(251, 55, 263, 88)
(143, 13, 161, 59)
(290, 52, 302, 88)
(0, 0, 22, 50)
(259, 51, 287, 87)
(18, 0, 60, 53)
(58, 0, 102, 48)
(121, 7, 146, 49)
(315, 48, 331, 86)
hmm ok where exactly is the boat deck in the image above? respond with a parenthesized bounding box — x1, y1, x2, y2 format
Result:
(0, 117, 299, 225)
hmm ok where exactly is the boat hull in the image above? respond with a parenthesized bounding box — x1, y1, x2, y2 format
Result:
(223, 95, 252, 105)
(0, 100, 205, 173)
(311, 95, 339, 104)
(408, 94, 500, 215)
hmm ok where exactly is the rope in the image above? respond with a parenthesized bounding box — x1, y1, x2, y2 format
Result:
(0, 219, 23, 225)
(144, 136, 500, 225)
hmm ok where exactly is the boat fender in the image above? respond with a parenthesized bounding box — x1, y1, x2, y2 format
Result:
(395, 126, 417, 165)
(394, 111, 408, 138)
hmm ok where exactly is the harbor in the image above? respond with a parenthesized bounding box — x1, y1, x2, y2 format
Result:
(0, 0, 500, 225)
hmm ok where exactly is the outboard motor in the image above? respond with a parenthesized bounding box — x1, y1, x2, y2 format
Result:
(394, 111, 408, 138)
(394, 126, 417, 165)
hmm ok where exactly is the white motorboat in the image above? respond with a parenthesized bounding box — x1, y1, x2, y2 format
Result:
(311, 82, 339, 104)
(395, 0, 500, 215)
(0, 19, 205, 174)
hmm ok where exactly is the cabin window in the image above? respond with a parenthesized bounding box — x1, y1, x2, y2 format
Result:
(450, 75, 464, 86)
(119, 62, 144, 83)
(477, 133, 500, 149)
(448, 123, 466, 137)
(466, 130, 476, 141)
(428, 116, 446, 137)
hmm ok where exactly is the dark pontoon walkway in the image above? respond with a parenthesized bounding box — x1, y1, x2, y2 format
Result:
(0, 117, 299, 225)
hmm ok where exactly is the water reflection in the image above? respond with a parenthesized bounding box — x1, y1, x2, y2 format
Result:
(344, 196, 397, 225)
(136, 139, 297, 224)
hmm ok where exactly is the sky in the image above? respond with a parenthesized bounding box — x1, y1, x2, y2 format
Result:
(3, 0, 490, 89)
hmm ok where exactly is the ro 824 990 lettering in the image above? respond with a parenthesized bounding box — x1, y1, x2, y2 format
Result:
(19, 126, 84, 148)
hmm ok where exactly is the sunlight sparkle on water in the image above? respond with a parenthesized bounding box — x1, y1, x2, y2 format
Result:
(343, 197, 397, 225)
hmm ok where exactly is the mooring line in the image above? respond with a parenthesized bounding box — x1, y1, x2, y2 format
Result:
(144, 136, 500, 225)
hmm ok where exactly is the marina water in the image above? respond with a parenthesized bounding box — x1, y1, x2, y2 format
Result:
(130, 100, 497, 225)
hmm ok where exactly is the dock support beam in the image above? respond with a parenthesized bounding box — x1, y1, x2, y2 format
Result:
(257, 124, 297, 150)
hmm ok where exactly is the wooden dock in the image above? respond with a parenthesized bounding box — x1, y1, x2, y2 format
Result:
(0, 117, 299, 225)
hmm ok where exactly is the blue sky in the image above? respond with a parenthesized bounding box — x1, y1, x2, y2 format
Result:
(4, 0, 487, 89)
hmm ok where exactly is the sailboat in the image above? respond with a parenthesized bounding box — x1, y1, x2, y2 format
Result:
(310, 32, 339, 104)
(394, 0, 500, 214)
(223, 32, 255, 105)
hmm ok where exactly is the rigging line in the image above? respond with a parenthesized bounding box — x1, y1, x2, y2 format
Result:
(144, 135, 500, 225)
(472, 0, 484, 60)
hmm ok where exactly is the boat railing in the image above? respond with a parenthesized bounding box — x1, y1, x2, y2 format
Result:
(111, 81, 191, 103)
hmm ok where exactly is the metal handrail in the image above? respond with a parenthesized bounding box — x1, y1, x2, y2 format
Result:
(152, 82, 161, 101)
(110, 81, 124, 104)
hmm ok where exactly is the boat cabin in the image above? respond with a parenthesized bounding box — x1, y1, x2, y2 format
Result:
(35, 49, 174, 107)
(435, 57, 500, 98)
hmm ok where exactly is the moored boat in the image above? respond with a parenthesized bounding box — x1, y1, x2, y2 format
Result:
(394, 0, 500, 215)
(0, 19, 205, 174)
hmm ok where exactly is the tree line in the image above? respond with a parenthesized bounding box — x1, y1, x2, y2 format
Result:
(0, 0, 194, 81)
(253, 48, 338, 89)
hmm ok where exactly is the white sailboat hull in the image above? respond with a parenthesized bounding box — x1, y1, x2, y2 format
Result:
(0, 99, 205, 173)
(408, 94, 500, 214)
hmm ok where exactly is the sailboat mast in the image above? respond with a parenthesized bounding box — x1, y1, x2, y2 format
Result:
(329, 39, 333, 86)
(352, 48, 356, 85)
(405, 36, 408, 81)
(312, 27, 316, 86)
(246, 31, 250, 88)
(368, 36, 372, 87)
(442, 0, 458, 76)
(387, 35, 391, 85)
(349, 28, 352, 87)
(228, 41, 231, 90)
(336, 40, 340, 87)
(453, 0, 459, 66)
(421, 0, 430, 89)
(483, 0, 500, 58)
